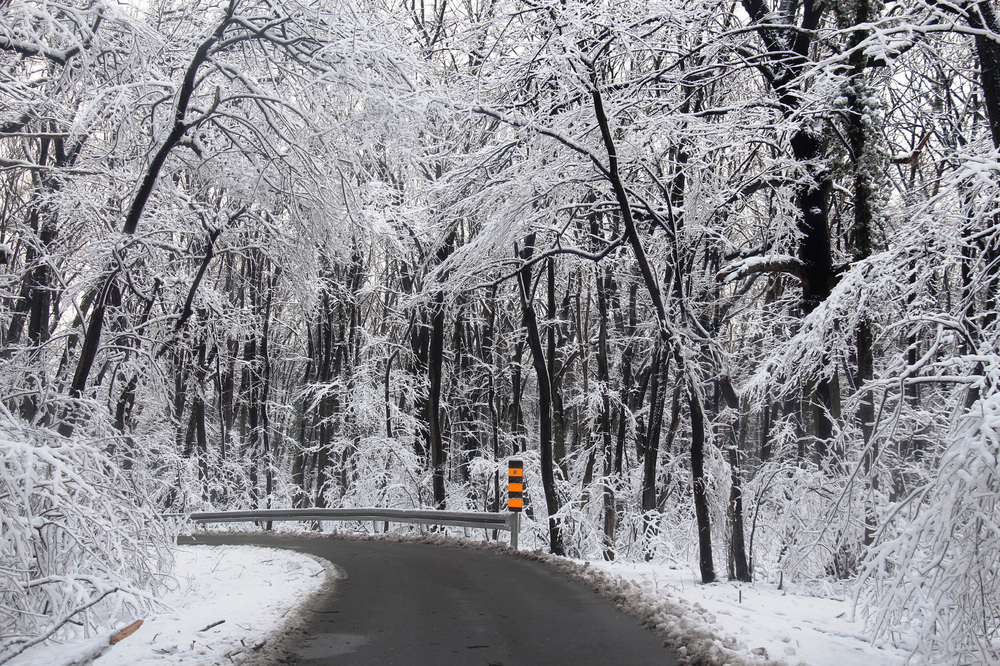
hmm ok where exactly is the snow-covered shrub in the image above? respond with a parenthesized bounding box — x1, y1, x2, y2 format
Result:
(338, 435, 427, 509)
(858, 364, 1000, 665)
(0, 415, 173, 662)
(742, 461, 866, 587)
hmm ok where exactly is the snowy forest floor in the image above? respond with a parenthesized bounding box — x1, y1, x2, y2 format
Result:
(8, 544, 332, 666)
(9, 530, 909, 666)
(587, 560, 909, 666)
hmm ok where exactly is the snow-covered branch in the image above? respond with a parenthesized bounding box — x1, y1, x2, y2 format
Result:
(716, 254, 804, 284)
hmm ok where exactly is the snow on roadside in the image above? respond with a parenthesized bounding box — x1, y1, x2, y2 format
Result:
(8, 545, 330, 666)
(586, 560, 908, 666)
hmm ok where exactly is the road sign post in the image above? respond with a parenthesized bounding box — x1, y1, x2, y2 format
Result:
(508, 458, 523, 549)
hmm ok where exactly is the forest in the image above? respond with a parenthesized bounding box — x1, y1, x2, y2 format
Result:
(1, 0, 999, 663)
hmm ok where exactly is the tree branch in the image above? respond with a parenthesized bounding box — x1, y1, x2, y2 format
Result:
(717, 254, 805, 284)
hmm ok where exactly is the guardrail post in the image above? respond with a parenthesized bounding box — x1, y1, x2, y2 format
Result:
(508, 458, 523, 549)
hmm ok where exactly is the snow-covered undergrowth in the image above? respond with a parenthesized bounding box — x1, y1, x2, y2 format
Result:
(859, 372, 1000, 665)
(8, 545, 331, 666)
(0, 416, 173, 663)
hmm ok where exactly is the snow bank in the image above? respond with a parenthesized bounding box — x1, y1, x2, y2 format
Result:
(588, 561, 908, 666)
(7, 545, 330, 666)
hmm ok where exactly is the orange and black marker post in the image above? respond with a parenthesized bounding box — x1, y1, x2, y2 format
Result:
(507, 458, 524, 511)
(508, 458, 523, 549)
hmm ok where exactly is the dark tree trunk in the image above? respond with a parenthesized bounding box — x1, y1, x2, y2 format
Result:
(641, 347, 669, 518)
(791, 128, 836, 459)
(720, 377, 751, 582)
(58, 281, 121, 437)
(25, 218, 56, 350)
(963, 1, 1000, 149)
(314, 278, 343, 508)
(840, 0, 879, 545)
(595, 264, 615, 560)
(6, 135, 62, 359)
(183, 337, 210, 494)
(615, 282, 639, 476)
(260, 272, 275, 519)
(483, 286, 501, 516)
(689, 387, 717, 583)
(641, 347, 671, 560)
(741, 0, 836, 460)
(517, 235, 563, 555)
(508, 335, 526, 451)
(858, 318, 877, 545)
(385, 349, 397, 440)
(546, 258, 567, 471)
(427, 289, 447, 509)
(420, 230, 455, 510)
(113, 278, 160, 442)
(591, 77, 719, 575)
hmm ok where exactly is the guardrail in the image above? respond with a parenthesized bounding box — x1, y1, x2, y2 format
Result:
(181, 508, 521, 548)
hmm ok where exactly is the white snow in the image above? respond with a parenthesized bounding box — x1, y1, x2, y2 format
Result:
(8, 545, 329, 666)
(586, 560, 909, 666)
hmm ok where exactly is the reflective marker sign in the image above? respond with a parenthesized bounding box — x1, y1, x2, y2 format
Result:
(508, 458, 523, 511)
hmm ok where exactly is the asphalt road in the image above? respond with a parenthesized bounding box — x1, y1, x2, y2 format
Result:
(180, 533, 677, 666)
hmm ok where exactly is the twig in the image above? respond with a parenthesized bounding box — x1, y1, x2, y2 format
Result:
(198, 620, 226, 632)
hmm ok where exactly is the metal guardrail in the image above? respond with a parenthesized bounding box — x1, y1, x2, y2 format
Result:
(182, 508, 521, 548)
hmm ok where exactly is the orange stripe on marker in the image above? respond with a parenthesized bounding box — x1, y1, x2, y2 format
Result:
(508, 459, 524, 512)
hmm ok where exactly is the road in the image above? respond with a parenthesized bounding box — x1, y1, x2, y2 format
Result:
(180, 533, 677, 665)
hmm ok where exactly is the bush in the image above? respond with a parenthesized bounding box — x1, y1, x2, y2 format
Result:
(0, 414, 173, 662)
(859, 376, 1000, 664)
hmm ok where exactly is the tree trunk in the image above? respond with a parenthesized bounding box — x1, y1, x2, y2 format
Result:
(61, 6, 236, 436)
(484, 286, 501, 517)
(689, 386, 717, 583)
(741, 0, 836, 460)
(964, 1, 1000, 149)
(427, 289, 447, 509)
(546, 258, 567, 472)
(595, 264, 615, 560)
(840, 0, 879, 545)
(517, 235, 563, 555)
(720, 376, 751, 582)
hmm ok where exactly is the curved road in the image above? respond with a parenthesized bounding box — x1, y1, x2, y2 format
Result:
(180, 534, 676, 665)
